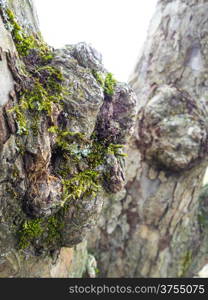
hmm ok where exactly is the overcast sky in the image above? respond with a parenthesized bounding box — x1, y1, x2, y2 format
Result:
(34, 0, 158, 82)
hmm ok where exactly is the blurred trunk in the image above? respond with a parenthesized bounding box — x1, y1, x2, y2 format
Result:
(88, 0, 208, 277)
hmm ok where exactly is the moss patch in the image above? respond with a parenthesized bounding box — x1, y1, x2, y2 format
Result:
(18, 213, 65, 250)
(107, 143, 127, 157)
(92, 70, 105, 88)
(3, 8, 53, 60)
(92, 71, 117, 96)
(0, 6, 65, 136)
(8, 102, 29, 135)
(62, 169, 100, 204)
(104, 73, 117, 96)
(18, 218, 43, 249)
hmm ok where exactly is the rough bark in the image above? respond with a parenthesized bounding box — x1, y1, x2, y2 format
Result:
(2, 0, 208, 278)
(0, 0, 137, 277)
(88, 0, 208, 277)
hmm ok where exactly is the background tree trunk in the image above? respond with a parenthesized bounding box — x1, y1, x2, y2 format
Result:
(88, 0, 208, 277)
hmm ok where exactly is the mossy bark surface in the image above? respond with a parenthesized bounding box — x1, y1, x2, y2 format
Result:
(2, 0, 208, 278)
(0, 0, 137, 277)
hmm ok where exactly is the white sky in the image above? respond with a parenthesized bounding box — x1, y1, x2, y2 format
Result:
(34, 0, 158, 82)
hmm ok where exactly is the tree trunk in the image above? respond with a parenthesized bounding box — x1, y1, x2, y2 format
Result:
(1, 0, 208, 278)
(0, 0, 137, 277)
(88, 0, 208, 277)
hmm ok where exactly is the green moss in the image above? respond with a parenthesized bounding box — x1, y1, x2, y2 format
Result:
(5, 13, 65, 134)
(18, 210, 67, 250)
(23, 82, 52, 114)
(12, 106, 28, 135)
(5, 9, 34, 56)
(20, 66, 64, 116)
(4, 8, 53, 61)
(48, 126, 86, 151)
(49, 128, 102, 204)
(8, 103, 28, 135)
(44, 215, 64, 246)
(49, 126, 90, 166)
(34, 65, 64, 93)
(30, 113, 40, 136)
(48, 128, 104, 206)
(3, 8, 65, 136)
(34, 38, 54, 63)
(62, 169, 100, 205)
(5, 8, 36, 57)
(87, 141, 127, 169)
(104, 73, 117, 96)
(92, 70, 105, 88)
(107, 143, 127, 157)
(9, 67, 65, 135)
(53, 134, 125, 207)
(48, 126, 59, 134)
(92, 71, 117, 96)
(87, 141, 106, 168)
(18, 218, 43, 249)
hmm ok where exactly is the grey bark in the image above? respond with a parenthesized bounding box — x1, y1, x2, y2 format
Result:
(1, 0, 208, 278)
(88, 0, 208, 277)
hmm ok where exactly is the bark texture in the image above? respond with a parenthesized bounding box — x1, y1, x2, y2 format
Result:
(0, 0, 137, 277)
(1, 0, 208, 278)
(88, 0, 208, 277)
